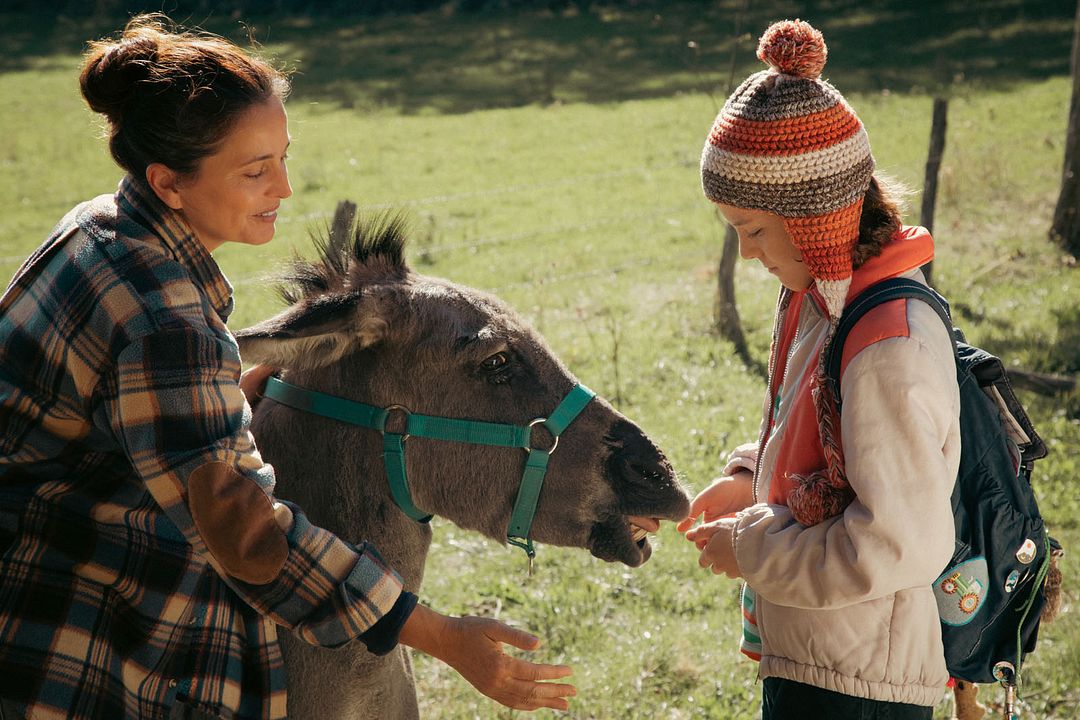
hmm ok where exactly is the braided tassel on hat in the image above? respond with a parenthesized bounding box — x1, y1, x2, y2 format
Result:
(787, 322, 855, 526)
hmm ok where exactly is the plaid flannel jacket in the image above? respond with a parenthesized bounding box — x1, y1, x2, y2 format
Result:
(0, 177, 411, 719)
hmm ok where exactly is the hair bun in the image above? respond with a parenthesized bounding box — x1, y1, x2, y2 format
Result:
(80, 30, 161, 121)
(756, 19, 827, 79)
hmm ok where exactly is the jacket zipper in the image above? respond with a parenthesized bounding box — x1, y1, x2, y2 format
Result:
(753, 288, 792, 502)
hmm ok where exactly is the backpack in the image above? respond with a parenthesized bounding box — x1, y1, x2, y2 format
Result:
(825, 277, 1059, 685)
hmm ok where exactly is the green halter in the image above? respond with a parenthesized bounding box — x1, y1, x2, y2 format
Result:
(262, 377, 595, 572)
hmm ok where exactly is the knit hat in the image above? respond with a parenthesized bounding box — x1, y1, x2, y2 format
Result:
(701, 19, 874, 320)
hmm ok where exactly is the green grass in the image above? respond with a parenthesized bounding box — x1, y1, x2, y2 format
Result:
(1, 3, 1077, 718)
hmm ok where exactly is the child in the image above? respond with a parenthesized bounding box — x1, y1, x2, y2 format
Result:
(679, 19, 960, 720)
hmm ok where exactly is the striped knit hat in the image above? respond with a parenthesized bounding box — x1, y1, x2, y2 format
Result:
(701, 19, 874, 320)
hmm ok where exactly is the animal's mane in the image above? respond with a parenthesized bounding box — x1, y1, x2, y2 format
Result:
(280, 211, 410, 304)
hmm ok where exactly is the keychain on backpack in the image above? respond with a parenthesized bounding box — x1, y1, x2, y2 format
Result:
(993, 662, 1019, 720)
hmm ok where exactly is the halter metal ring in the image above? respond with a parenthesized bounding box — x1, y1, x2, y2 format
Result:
(383, 404, 412, 441)
(526, 417, 558, 454)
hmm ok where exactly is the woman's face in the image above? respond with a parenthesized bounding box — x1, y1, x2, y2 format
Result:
(714, 203, 813, 292)
(163, 97, 293, 253)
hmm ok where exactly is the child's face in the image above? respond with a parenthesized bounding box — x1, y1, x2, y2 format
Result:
(714, 203, 813, 292)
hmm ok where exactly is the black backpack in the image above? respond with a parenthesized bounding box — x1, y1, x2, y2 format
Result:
(825, 277, 1058, 685)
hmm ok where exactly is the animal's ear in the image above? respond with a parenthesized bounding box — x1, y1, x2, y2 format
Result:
(234, 292, 388, 369)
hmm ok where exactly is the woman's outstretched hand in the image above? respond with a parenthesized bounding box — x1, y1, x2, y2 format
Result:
(400, 604, 576, 711)
(675, 469, 754, 534)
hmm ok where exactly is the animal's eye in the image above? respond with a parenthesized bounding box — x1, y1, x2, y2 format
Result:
(481, 352, 510, 372)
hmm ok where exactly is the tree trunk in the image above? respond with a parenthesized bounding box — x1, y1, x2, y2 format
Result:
(1050, 0, 1080, 258)
(920, 98, 948, 285)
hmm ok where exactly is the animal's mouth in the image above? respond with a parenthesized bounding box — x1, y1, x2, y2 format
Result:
(628, 515, 659, 543)
(589, 514, 667, 567)
(585, 417, 690, 567)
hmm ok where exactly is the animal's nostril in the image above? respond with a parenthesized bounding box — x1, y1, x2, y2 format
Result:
(605, 419, 648, 448)
(605, 419, 672, 475)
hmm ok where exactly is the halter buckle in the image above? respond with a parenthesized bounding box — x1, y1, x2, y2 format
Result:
(382, 404, 412, 440)
(507, 536, 537, 576)
(526, 417, 559, 454)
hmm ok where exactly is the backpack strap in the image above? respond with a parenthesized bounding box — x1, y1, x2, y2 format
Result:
(825, 277, 958, 406)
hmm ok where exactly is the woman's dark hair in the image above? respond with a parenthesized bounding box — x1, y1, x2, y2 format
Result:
(852, 175, 907, 269)
(79, 14, 290, 179)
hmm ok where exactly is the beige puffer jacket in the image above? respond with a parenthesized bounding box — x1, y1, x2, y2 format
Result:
(731, 232, 961, 707)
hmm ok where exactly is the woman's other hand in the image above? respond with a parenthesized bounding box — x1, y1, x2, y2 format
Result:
(675, 469, 754, 533)
(239, 364, 277, 407)
(400, 604, 576, 711)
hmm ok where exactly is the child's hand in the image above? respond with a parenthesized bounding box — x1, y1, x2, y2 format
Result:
(721, 442, 759, 476)
(675, 469, 754, 533)
(686, 518, 741, 578)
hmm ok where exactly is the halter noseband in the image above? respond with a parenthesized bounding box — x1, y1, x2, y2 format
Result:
(262, 377, 595, 573)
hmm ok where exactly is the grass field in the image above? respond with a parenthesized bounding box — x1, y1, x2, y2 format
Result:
(1, 2, 1077, 718)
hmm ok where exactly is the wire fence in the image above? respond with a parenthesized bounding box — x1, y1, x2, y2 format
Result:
(2, 160, 704, 277)
(230, 197, 710, 293)
(217, 153, 713, 293)
(1, 151, 720, 336)
(273, 161, 690, 227)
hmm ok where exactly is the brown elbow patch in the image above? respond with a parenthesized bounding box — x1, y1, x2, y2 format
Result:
(188, 462, 288, 585)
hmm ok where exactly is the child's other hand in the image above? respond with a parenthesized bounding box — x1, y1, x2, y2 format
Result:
(721, 442, 759, 476)
(675, 469, 754, 534)
(686, 518, 741, 579)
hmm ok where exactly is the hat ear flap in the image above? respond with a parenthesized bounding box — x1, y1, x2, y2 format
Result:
(815, 278, 852, 321)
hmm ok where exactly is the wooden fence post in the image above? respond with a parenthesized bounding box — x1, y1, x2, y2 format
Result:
(713, 0, 761, 374)
(920, 97, 948, 285)
(715, 219, 750, 361)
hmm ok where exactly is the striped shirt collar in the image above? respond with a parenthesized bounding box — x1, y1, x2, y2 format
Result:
(115, 174, 235, 321)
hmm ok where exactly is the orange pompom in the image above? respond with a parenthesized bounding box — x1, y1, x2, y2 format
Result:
(756, 19, 827, 79)
(787, 468, 854, 526)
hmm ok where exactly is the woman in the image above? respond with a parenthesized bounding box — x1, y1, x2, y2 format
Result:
(678, 20, 960, 720)
(0, 15, 573, 719)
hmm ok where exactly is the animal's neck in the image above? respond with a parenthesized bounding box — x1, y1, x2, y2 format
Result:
(279, 361, 521, 543)
(252, 366, 433, 591)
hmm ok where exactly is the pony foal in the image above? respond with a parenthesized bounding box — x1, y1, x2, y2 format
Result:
(236, 213, 690, 719)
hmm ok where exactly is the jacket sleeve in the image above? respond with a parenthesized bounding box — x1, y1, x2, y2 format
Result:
(731, 318, 959, 610)
(106, 320, 409, 649)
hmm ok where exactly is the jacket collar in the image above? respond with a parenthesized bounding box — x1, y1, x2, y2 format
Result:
(113, 175, 235, 321)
